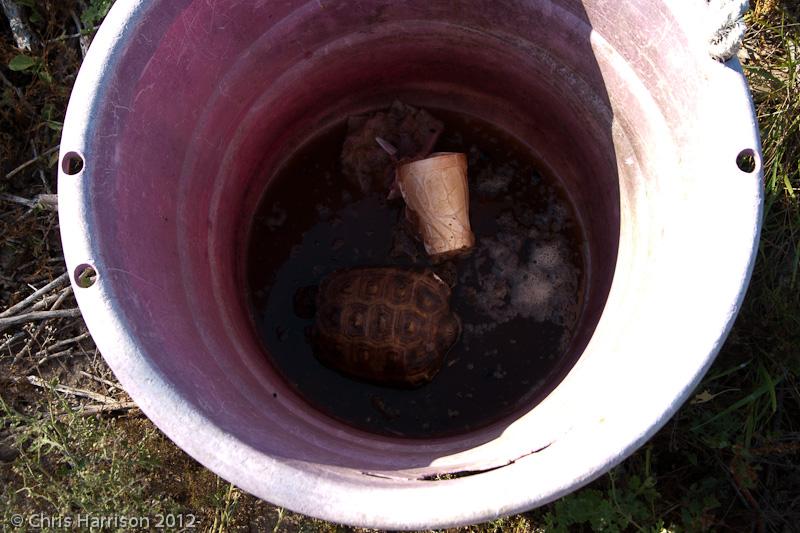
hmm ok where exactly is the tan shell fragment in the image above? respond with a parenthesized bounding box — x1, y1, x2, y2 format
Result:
(397, 153, 475, 258)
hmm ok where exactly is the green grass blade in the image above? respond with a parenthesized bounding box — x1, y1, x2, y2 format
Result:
(691, 377, 783, 431)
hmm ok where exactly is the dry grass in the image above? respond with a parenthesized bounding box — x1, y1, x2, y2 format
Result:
(1, 1, 799, 531)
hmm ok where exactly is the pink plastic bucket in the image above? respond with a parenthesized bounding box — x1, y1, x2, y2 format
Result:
(59, 0, 762, 528)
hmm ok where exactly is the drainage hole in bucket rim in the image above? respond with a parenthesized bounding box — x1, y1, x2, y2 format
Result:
(62, 151, 85, 175)
(736, 149, 758, 173)
(74, 264, 98, 288)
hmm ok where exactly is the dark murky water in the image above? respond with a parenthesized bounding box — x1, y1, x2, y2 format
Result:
(247, 108, 586, 438)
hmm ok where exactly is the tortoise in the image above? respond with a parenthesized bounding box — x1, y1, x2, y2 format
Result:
(296, 266, 461, 388)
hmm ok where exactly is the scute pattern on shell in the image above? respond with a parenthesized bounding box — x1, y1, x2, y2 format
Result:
(312, 266, 460, 387)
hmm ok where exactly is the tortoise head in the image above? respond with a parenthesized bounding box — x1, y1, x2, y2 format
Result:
(437, 311, 462, 352)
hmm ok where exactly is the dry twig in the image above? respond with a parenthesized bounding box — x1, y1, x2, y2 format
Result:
(4, 145, 60, 180)
(68, 9, 91, 58)
(0, 70, 36, 117)
(0, 193, 58, 212)
(0, 0, 36, 51)
(35, 331, 90, 356)
(79, 370, 123, 392)
(0, 331, 26, 353)
(24, 331, 91, 371)
(29, 349, 74, 369)
(29, 141, 50, 188)
(26, 375, 117, 404)
(30, 286, 72, 312)
(12, 286, 76, 364)
(75, 401, 138, 416)
(0, 308, 82, 331)
(0, 272, 69, 319)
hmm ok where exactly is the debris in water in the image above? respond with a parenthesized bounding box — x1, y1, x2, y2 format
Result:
(340, 100, 443, 193)
(397, 152, 475, 260)
(458, 188, 580, 351)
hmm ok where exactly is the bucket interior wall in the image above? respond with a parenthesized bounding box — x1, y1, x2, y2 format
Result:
(68, 0, 753, 487)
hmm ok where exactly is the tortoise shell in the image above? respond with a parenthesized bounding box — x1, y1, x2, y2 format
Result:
(311, 266, 461, 388)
